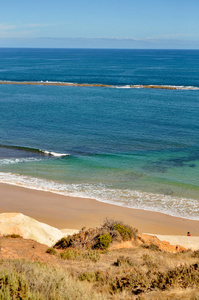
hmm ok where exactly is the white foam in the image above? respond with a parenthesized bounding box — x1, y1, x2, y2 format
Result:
(0, 172, 199, 221)
(0, 158, 42, 165)
(116, 85, 131, 89)
(41, 150, 69, 157)
(127, 84, 199, 90)
(158, 85, 199, 90)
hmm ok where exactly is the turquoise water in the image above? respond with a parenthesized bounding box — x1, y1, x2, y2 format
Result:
(0, 49, 199, 219)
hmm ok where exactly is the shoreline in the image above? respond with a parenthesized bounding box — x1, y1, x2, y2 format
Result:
(1, 173, 199, 222)
(0, 183, 199, 236)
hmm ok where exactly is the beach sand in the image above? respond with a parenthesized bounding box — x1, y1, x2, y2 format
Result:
(146, 234, 199, 251)
(0, 183, 199, 237)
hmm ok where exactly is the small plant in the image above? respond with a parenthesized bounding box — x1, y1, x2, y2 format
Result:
(60, 249, 80, 260)
(79, 270, 104, 282)
(113, 256, 134, 267)
(78, 272, 97, 282)
(82, 250, 101, 262)
(113, 223, 133, 241)
(102, 219, 137, 242)
(46, 248, 57, 255)
(5, 234, 21, 238)
(141, 243, 160, 251)
(142, 253, 151, 261)
(110, 267, 150, 294)
(0, 268, 29, 298)
(94, 234, 111, 250)
(53, 236, 73, 249)
(60, 249, 100, 262)
(192, 250, 199, 258)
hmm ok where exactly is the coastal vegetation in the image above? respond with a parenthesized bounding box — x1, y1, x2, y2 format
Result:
(54, 219, 138, 250)
(1, 220, 199, 299)
(0, 260, 104, 300)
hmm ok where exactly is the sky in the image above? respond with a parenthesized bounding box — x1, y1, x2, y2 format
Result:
(0, 0, 199, 49)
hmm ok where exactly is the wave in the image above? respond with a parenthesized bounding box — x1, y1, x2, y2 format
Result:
(0, 144, 69, 157)
(0, 158, 42, 165)
(0, 80, 199, 90)
(42, 150, 69, 157)
(0, 172, 199, 221)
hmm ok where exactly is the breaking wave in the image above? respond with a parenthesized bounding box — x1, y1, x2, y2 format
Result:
(42, 150, 69, 157)
(0, 144, 69, 157)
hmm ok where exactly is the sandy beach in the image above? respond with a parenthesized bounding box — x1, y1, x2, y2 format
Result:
(0, 183, 199, 237)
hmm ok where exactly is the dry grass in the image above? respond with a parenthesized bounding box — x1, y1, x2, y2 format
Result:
(0, 259, 106, 300)
(141, 288, 199, 300)
(1, 247, 198, 299)
(59, 246, 199, 298)
(60, 248, 101, 262)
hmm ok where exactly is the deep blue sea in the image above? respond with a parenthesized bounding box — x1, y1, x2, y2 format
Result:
(0, 48, 199, 220)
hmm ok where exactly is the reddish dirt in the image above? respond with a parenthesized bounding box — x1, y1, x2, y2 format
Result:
(110, 233, 186, 253)
(0, 237, 60, 263)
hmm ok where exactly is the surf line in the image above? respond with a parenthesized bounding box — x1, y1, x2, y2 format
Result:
(0, 80, 198, 90)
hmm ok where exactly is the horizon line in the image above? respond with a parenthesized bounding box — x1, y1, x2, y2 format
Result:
(0, 47, 199, 50)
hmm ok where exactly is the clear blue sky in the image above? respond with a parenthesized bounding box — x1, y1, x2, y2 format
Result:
(0, 0, 199, 48)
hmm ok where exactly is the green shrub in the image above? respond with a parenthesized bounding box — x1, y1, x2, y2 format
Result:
(60, 249, 80, 260)
(54, 236, 72, 249)
(79, 271, 104, 283)
(54, 219, 137, 251)
(102, 219, 136, 242)
(94, 234, 111, 250)
(113, 224, 133, 241)
(0, 269, 29, 299)
(46, 248, 57, 255)
(54, 230, 104, 250)
(5, 234, 21, 238)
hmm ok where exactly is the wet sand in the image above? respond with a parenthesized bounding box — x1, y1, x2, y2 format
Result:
(0, 183, 199, 236)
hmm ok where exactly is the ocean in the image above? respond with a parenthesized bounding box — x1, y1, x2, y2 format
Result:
(0, 48, 199, 220)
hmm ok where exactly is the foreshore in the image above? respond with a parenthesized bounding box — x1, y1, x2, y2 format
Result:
(0, 183, 199, 236)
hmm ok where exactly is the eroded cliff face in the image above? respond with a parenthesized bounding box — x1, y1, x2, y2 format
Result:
(0, 212, 78, 247)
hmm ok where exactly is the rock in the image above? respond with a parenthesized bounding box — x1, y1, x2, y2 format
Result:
(0, 213, 78, 247)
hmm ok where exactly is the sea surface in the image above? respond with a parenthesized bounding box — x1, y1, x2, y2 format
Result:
(0, 48, 199, 220)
